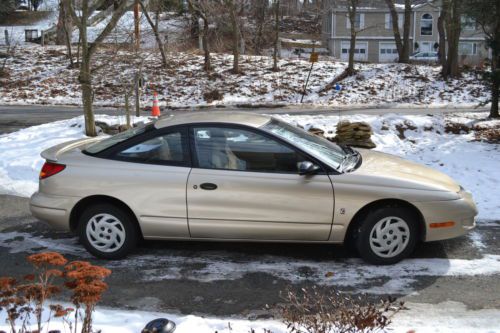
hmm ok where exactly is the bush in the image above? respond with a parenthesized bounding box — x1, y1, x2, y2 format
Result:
(279, 286, 406, 333)
(0, 252, 111, 333)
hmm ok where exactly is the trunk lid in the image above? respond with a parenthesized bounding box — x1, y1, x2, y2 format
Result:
(41, 137, 102, 162)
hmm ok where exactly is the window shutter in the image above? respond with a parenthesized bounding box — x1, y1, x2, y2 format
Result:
(360, 13, 365, 29)
(385, 14, 390, 29)
(346, 15, 351, 29)
(398, 13, 404, 29)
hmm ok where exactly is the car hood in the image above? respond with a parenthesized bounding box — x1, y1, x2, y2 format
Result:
(349, 149, 460, 193)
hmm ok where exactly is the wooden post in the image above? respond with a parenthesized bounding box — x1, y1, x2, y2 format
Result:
(4, 30, 9, 46)
(125, 93, 131, 129)
(41, 30, 44, 46)
(135, 73, 141, 117)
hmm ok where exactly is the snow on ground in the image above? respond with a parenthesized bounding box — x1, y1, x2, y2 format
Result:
(0, 112, 499, 332)
(0, 46, 489, 108)
(0, 114, 149, 197)
(1, 301, 499, 333)
(275, 111, 500, 221)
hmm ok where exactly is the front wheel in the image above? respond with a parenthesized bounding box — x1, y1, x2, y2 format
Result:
(78, 204, 138, 259)
(355, 207, 418, 265)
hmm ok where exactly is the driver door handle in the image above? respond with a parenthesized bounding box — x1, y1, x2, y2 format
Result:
(200, 183, 218, 190)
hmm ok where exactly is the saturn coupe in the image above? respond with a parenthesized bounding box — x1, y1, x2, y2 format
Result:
(30, 112, 477, 264)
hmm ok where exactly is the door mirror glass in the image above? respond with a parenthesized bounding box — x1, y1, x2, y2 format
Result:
(297, 161, 320, 175)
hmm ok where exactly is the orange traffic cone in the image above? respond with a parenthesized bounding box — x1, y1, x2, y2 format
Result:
(151, 91, 160, 117)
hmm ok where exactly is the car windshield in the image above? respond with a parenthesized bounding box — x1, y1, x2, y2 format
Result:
(262, 119, 359, 172)
(85, 124, 153, 154)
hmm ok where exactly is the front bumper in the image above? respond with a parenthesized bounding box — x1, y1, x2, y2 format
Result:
(30, 192, 80, 231)
(414, 190, 478, 242)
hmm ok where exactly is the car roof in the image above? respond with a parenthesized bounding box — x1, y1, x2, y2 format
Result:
(154, 111, 272, 129)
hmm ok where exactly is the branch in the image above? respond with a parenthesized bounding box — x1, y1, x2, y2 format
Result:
(88, 0, 135, 57)
(88, 0, 109, 15)
(65, 0, 82, 30)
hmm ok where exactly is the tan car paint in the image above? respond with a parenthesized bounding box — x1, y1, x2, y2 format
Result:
(30, 112, 477, 246)
(187, 168, 334, 241)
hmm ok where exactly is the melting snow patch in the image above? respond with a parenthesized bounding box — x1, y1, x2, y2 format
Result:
(1, 301, 499, 333)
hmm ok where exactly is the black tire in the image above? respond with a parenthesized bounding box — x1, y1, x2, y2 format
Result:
(355, 206, 419, 265)
(77, 203, 138, 260)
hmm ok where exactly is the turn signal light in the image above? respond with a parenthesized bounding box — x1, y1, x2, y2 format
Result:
(40, 162, 66, 180)
(429, 221, 455, 229)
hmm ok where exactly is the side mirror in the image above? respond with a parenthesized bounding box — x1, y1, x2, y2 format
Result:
(297, 161, 320, 175)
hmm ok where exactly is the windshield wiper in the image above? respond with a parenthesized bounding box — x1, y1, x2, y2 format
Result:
(337, 144, 360, 173)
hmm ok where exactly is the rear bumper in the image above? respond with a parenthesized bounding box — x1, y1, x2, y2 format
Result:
(29, 192, 79, 231)
(415, 192, 478, 242)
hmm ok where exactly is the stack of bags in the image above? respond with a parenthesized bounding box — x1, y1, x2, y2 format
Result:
(334, 121, 376, 149)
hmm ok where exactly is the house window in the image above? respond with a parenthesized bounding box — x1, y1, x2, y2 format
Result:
(459, 42, 477, 55)
(25, 29, 38, 42)
(385, 13, 404, 29)
(346, 13, 364, 29)
(420, 13, 433, 36)
(461, 15, 476, 31)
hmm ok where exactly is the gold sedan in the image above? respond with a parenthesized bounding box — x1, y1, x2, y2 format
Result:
(30, 112, 477, 264)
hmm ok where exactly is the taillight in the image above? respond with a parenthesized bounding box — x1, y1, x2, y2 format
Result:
(39, 162, 66, 180)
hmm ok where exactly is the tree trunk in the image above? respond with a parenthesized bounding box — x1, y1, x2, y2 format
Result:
(442, 0, 461, 78)
(56, 1, 70, 45)
(385, 0, 404, 60)
(201, 17, 210, 71)
(490, 45, 500, 118)
(437, 2, 447, 71)
(80, 22, 97, 137)
(228, 0, 240, 74)
(272, 0, 280, 71)
(401, 0, 411, 62)
(490, 6, 500, 118)
(253, 0, 266, 55)
(346, 1, 358, 75)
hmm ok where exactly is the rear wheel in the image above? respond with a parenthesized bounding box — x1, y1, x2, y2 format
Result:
(78, 203, 137, 259)
(355, 206, 418, 265)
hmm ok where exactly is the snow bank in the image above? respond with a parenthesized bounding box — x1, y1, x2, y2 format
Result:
(275, 112, 500, 221)
(0, 115, 149, 197)
(1, 301, 499, 333)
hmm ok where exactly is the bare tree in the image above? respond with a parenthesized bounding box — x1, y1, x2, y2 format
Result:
(225, 0, 241, 74)
(272, 0, 280, 71)
(66, 0, 134, 136)
(385, 0, 411, 63)
(253, 0, 267, 55)
(345, 0, 359, 75)
(437, 1, 448, 69)
(188, 0, 211, 71)
(464, 0, 500, 118)
(56, 0, 74, 67)
(440, 0, 463, 78)
(139, 0, 168, 69)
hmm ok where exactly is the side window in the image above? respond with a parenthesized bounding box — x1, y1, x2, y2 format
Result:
(193, 127, 304, 173)
(114, 130, 188, 165)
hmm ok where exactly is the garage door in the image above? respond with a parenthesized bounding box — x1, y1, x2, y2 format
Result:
(340, 41, 368, 62)
(379, 42, 398, 62)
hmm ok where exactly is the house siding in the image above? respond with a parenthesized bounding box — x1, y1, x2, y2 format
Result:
(322, 1, 489, 64)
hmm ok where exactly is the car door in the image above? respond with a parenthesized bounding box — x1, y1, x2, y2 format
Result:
(99, 126, 192, 239)
(186, 125, 335, 241)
